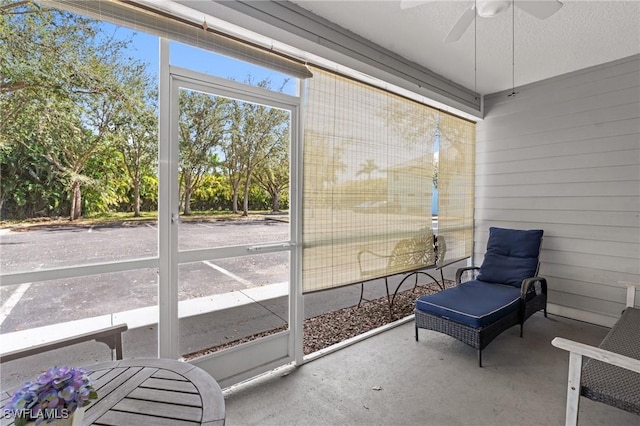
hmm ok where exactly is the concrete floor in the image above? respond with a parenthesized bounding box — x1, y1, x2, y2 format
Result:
(0, 278, 426, 390)
(223, 313, 639, 426)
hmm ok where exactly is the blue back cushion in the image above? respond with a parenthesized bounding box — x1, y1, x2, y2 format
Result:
(477, 227, 543, 287)
(484, 227, 543, 258)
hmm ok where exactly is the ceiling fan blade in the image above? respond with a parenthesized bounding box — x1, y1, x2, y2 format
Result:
(400, 0, 432, 10)
(443, 6, 476, 43)
(516, 0, 563, 19)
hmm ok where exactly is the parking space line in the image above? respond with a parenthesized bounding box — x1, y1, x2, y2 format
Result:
(0, 283, 31, 327)
(197, 223, 215, 229)
(203, 261, 253, 287)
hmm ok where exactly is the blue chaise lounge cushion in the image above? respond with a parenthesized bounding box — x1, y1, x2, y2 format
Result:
(477, 227, 543, 287)
(415, 280, 521, 329)
(484, 227, 543, 258)
(477, 254, 538, 287)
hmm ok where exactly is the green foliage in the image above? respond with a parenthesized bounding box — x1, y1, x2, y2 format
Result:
(253, 122, 290, 212)
(1, 1, 156, 220)
(246, 184, 271, 210)
(112, 69, 158, 216)
(222, 77, 291, 215)
(1, 2, 291, 220)
(190, 174, 231, 211)
(80, 145, 128, 215)
(0, 141, 65, 218)
(178, 89, 227, 215)
(139, 174, 159, 212)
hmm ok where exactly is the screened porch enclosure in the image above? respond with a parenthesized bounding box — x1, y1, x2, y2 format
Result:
(0, 0, 474, 391)
(2, 0, 637, 405)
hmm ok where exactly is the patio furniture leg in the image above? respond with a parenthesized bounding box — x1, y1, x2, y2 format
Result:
(385, 277, 391, 304)
(114, 333, 123, 360)
(478, 350, 482, 368)
(390, 273, 415, 311)
(96, 331, 125, 360)
(385, 277, 393, 319)
(565, 352, 583, 426)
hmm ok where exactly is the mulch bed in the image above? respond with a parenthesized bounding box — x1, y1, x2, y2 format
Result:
(303, 281, 448, 354)
(182, 281, 450, 360)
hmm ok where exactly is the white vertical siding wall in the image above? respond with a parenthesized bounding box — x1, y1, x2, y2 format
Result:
(475, 55, 640, 327)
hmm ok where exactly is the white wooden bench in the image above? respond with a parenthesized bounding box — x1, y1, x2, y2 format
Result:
(0, 323, 128, 363)
(552, 284, 639, 425)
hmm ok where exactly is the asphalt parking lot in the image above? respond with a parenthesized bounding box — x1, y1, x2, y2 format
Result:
(0, 218, 460, 389)
(0, 217, 451, 333)
(0, 219, 291, 333)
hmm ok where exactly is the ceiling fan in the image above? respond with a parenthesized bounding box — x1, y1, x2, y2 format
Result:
(401, 0, 563, 43)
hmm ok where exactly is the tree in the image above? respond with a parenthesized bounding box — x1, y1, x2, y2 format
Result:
(0, 1, 111, 127)
(356, 159, 378, 180)
(222, 78, 290, 216)
(303, 134, 346, 209)
(379, 99, 438, 148)
(178, 89, 227, 215)
(254, 132, 289, 212)
(1, 1, 148, 220)
(221, 98, 245, 214)
(114, 77, 158, 217)
(237, 102, 289, 216)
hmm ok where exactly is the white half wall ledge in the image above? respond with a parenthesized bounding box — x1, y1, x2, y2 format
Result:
(0, 282, 289, 354)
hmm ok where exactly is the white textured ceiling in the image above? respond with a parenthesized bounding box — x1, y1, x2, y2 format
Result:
(288, 0, 640, 95)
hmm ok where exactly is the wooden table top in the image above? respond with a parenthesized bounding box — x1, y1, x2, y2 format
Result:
(2, 358, 225, 426)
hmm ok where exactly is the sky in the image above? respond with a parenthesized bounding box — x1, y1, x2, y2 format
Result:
(103, 22, 297, 95)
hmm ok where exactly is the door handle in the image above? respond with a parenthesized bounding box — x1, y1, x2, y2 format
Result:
(247, 242, 295, 252)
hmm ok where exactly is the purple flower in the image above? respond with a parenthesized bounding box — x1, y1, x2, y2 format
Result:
(36, 371, 55, 385)
(58, 386, 76, 402)
(40, 389, 59, 405)
(4, 366, 97, 425)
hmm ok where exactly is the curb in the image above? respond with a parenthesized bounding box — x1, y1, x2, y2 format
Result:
(0, 282, 288, 354)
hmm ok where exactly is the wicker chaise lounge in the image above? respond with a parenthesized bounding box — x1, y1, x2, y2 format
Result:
(414, 227, 547, 367)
